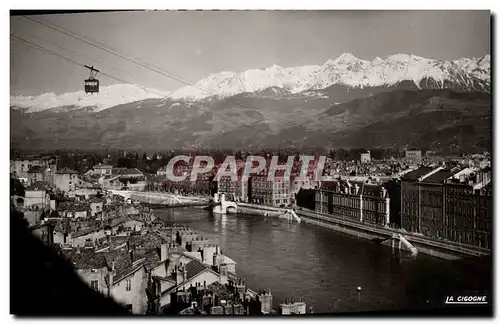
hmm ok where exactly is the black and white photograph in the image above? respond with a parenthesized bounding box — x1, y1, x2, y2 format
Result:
(8, 7, 494, 318)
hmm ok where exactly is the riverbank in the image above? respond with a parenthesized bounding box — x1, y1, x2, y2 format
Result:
(235, 203, 301, 222)
(153, 206, 491, 314)
(296, 208, 491, 261)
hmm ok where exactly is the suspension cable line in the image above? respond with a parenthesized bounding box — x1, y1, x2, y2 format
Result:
(24, 16, 303, 131)
(10, 32, 264, 147)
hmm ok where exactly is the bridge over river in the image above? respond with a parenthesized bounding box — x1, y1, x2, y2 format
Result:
(109, 190, 212, 207)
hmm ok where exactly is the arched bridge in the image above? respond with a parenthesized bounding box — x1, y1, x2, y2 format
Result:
(109, 190, 212, 207)
(212, 193, 238, 214)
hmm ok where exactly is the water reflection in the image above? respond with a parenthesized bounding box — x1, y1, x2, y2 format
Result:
(154, 208, 491, 313)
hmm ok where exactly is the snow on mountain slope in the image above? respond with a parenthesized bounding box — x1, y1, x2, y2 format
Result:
(11, 84, 169, 113)
(11, 53, 490, 112)
(169, 64, 321, 100)
(171, 53, 491, 100)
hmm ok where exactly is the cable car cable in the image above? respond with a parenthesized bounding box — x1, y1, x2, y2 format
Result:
(15, 24, 270, 137)
(10, 33, 263, 143)
(11, 31, 154, 91)
(24, 16, 303, 131)
(10, 34, 168, 99)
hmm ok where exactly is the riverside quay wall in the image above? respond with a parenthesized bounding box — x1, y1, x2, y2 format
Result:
(296, 208, 490, 261)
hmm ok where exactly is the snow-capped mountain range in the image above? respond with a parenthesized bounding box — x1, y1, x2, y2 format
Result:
(11, 53, 490, 112)
(11, 84, 168, 113)
(172, 53, 490, 100)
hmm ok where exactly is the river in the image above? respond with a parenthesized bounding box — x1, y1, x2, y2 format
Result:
(155, 207, 491, 314)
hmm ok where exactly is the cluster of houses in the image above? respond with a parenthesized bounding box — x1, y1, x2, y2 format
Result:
(31, 208, 280, 315)
(12, 157, 296, 315)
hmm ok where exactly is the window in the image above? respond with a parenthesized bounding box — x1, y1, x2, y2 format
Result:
(126, 279, 132, 291)
(90, 280, 99, 291)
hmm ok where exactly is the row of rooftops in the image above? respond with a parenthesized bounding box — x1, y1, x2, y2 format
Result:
(401, 165, 492, 188)
(319, 180, 388, 198)
(60, 230, 224, 286)
(24, 164, 144, 178)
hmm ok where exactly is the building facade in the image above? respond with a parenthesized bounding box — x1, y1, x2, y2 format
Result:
(55, 168, 79, 193)
(10, 158, 46, 179)
(400, 165, 492, 248)
(249, 175, 291, 207)
(217, 176, 248, 202)
(360, 151, 371, 163)
(444, 173, 492, 248)
(405, 150, 423, 163)
(24, 182, 50, 210)
(400, 167, 435, 233)
(315, 180, 390, 226)
(94, 164, 113, 176)
(101, 168, 147, 191)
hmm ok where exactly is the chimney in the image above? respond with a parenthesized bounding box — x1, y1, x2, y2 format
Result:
(199, 247, 204, 263)
(183, 267, 188, 282)
(260, 289, 273, 314)
(160, 244, 169, 262)
(460, 174, 466, 183)
(108, 262, 115, 297)
(176, 263, 184, 285)
(219, 264, 228, 285)
(381, 187, 387, 198)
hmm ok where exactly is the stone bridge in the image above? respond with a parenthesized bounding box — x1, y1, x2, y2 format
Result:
(212, 193, 238, 214)
(109, 190, 210, 206)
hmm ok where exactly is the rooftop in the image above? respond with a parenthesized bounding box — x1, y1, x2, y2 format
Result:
(26, 181, 49, 191)
(62, 249, 107, 270)
(57, 167, 79, 175)
(127, 231, 167, 252)
(401, 167, 435, 181)
(27, 166, 47, 173)
(421, 169, 458, 184)
(185, 259, 208, 281)
(90, 197, 103, 203)
(104, 249, 146, 284)
(361, 183, 387, 198)
(95, 164, 113, 169)
(58, 201, 91, 213)
(111, 168, 144, 176)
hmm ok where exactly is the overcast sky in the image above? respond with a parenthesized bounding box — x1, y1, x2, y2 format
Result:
(10, 10, 491, 96)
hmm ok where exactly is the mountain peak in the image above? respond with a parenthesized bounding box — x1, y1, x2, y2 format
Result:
(387, 53, 411, 61)
(479, 54, 490, 64)
(267, 64, 284, 71)
(334, 52, 359, 63)
(387, 53, 427, 62)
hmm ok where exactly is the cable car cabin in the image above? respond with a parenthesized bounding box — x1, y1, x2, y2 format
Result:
(84, 65, 100, 94)
(84, 78, 100, 94)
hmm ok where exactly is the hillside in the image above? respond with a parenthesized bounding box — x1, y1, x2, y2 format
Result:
(10, 89, 491, 152)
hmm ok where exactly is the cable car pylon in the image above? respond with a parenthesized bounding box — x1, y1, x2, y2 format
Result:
(84, 65, 100, 94)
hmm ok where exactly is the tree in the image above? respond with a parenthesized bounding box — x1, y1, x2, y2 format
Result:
(11, 178, 25, 197)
